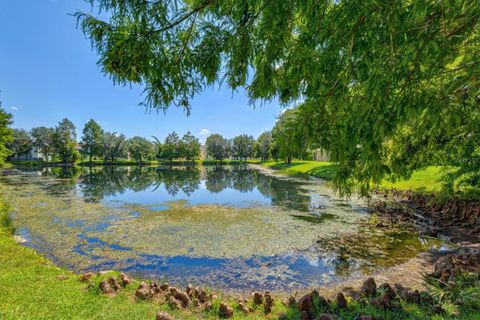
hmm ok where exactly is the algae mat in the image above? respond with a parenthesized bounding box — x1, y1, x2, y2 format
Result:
(0, 166, 442, 290)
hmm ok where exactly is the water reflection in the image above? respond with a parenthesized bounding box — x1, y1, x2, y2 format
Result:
(0, 165, 444, 290)
(10, 165, 311, 211)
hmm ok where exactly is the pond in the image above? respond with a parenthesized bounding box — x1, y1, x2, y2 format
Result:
(0, 165, 443, 291)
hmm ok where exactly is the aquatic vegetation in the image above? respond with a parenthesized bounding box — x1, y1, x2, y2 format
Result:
(0, 165, 447, 290)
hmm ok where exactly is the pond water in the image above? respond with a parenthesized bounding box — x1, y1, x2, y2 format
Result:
(0, 165, 443, 291)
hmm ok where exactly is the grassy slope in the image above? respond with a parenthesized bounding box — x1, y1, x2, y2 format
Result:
(260, 161, 443, 193)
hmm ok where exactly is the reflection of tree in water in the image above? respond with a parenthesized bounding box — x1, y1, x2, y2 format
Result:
(41, 167, 80, 196)
(205, 166, 232, 193)
(230, 165, 256, 193)
(79, 166, 130, 202)
(255, 173, 311, 212)
(75, 166, 201, 201)
(23, 165, 311, 211)
(155, 167, 200, 197)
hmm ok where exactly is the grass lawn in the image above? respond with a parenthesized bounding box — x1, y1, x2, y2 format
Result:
(259, 161, 444, 194)
(260, 161, 338, 181)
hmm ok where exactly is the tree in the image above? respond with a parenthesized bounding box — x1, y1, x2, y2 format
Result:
(271, 109, 308, 164)
(128, 136, 155, 162)
(53, 118, 79, 163)
(6, 129, 33, 158)
(81, 119, 104, 162)
(232, 134, 254, 161)
(101, 132, 128, 162)
(181, 131, 201, 161)
(77, 1, 480, 195)
(162, 131, 180, 162)
(254, 131, 272, 162)
(206, 134, 230, 162)
(151, 136, 163, 159)
(0, 103, 13, 165)
(31, 126, 55, 161)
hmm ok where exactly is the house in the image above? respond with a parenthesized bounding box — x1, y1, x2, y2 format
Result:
(8, 147, 48, 161)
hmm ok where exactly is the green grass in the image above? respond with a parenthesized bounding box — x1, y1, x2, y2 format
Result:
(381, 166, 445, 193)
(260, 161, 337, 180)
(1, 196, 479, 319)
(259, 161, 444, 194)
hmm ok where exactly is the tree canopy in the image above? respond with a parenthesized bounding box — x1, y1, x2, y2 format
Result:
(77, 0, 480, 195)
(101, 132, 128, 161)
(53, 119, 80, 163)
(31, 127, 55, 160)
(128, 136, 155, 161)
(254, 131, 272, 162)
(81, 119, 104, 162)
(232, 134, 254, 161)
(0, 104, 13, 165)
(206, 133, 230, 161)
(271, 109, 309, 164)
(6, 129, 33, 158)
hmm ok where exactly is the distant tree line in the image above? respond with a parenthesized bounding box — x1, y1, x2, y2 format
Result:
(1, 117, 202, 163)
(0, 100, 303, 165)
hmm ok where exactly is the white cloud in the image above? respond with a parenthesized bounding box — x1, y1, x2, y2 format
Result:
(199, 129, 211, 136)
(10, 106, 18, 111)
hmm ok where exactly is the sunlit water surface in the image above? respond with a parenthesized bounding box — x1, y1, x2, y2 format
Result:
(0, 165, 443, 291)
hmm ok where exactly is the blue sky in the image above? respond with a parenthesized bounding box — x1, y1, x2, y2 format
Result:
(0, 0, 283, 143)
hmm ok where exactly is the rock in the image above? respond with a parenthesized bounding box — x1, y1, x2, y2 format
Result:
(198, 289, 208, 303)
(168, 296, 183, 310)
(336, 292, 347, 309)
(135, 282, 152, 300)
(381, 292, 392, 309)
(150, 282, 161, 295)
(186, 285, 198, 299)
(108, 277, 121, 292)
(432, 255, 454, 278)
(264, 291, 273, 314)
(219, 303, 234, 318)
(210, 293, 218, 300)
(253, 292, 263, 305)
(238, 302, 250, 314)
(297, 292, 316, 320)
(379, 283, 395, 299)
(160, 283, 169, 291)
(320, 315, 334, 320)
(288, 296, 296, 306)
(79, 272, 95, 282)
(99, 280, 114, 295)
(156, 311, 174, 320)
(119, 273, 133, 287)
(361, 277, 377, 297)
(174, 290, 190, 307)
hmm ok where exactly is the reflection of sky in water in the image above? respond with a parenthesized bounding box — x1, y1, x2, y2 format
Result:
(103, 180, 272, 208)
(2, 165, 441, 291)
